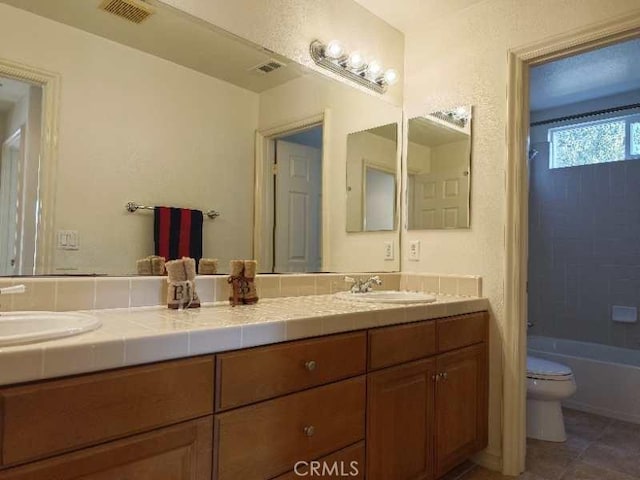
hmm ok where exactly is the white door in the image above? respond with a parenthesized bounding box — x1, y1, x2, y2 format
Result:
(364, 166, 395, 231)
(0, 131, 22, 275)
(274, 140, 322, 272)
(412, 168, 469, 229)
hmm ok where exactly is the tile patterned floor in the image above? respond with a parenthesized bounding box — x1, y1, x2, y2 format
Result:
(447, 409, 640, 480)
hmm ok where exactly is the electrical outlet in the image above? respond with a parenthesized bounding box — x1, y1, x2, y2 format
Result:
(57, 230, 79, 250)
(408, 240, 420, 261)
(383, 241, 394, 260)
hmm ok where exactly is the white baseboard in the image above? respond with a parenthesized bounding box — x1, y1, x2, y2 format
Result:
(472, 450, 503, 472)
(564, 400, 640, 425)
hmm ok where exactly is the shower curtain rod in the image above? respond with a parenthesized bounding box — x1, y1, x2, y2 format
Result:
(530, 102, 640, 127)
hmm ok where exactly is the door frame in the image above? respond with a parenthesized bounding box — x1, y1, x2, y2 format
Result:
(254, 111, 328, 272)
(503, 10, 640, 475)
(0, 57, 60, 275)
(0, 127, 24, 275)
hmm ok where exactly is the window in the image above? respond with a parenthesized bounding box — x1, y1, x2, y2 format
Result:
(632, 121, 640, 156)
(549, 113, 640, 169)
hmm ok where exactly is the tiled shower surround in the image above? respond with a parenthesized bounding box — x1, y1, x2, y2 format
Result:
(528, 141, 640, 349)
(0, 272, 481, 312)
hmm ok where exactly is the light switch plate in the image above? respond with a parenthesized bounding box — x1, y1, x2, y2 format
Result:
(408, 240, 420, 261)
(57, 230, 79, 250)
(383, 241, 394, 261)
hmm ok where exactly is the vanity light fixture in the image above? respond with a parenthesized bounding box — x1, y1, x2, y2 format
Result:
(431, 106, 471, 128)
(310, 40, 399, 94)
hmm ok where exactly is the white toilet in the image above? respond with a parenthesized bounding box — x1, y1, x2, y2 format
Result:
(526, 356, 576, 442)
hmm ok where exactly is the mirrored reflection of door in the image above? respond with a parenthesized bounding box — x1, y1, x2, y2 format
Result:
(346, 123, 398, 232)
(274, 140, 322, 272)
(407, 108, 472, 230)
(411, 168, 469, 229)
(0, 130, 22, 275)
(365, 166, 395, 231)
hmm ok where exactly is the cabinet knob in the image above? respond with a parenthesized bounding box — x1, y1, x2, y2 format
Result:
(441, 372, 448, 380)
(303, 425, 315, 437)
(305, 360, 317, 371)
(432, 374, 440, 382)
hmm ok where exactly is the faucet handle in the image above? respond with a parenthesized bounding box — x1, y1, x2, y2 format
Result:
(0, 285, 26, 295)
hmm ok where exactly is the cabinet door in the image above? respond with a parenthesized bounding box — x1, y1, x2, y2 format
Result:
(435, 343, 488, 478)
(367, 358, 437, 480)
(0, 417, 213, 480)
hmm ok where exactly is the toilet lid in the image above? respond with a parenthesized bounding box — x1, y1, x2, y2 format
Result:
(527, 356, 573, 380)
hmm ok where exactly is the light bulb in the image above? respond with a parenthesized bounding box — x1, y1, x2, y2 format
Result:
(453, 106, 468, 118)
(383, 68, 398, 85)
(324, 40, 344, 59)
(366, 60, 383, 79)
(347, 51, 365, 71)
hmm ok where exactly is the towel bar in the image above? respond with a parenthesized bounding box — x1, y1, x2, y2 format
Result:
(126, 202, 220, 219)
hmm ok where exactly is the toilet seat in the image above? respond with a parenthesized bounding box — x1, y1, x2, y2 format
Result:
(527, 356, 573, 381)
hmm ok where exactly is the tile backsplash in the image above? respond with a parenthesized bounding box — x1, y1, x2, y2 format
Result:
(0, 272, 481, 312)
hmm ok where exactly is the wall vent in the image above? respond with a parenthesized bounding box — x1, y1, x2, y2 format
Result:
(99, 0, 154, 24)
(251, 60, 286, 74)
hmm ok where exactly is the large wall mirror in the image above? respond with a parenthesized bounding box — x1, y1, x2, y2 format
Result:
(407, 107, 472, 230)
(0, 0, 401, 275)
(346, 123, 399, 232)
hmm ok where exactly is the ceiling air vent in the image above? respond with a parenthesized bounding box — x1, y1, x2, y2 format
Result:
(251, 60, 286, 74)
(99, 0, 154, 24)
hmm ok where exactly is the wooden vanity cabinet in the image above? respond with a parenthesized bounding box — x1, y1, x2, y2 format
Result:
(367, 358, 437, 480)
(366, 312, 489, 480)
(435, 343, 488, 478)
(0, 310, 488, 480)
(0, 417, 213, 480)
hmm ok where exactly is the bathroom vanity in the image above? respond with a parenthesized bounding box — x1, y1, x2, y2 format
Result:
(0, 305, 488, 480)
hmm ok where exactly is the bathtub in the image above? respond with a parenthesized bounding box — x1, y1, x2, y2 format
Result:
(528, 335, 640, 424)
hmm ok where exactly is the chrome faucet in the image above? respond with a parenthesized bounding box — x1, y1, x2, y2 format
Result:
(0, 284, 26, 311)
(344, 276, 382, 294)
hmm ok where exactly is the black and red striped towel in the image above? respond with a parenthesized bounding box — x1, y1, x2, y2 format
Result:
(153, 207, 203, 263)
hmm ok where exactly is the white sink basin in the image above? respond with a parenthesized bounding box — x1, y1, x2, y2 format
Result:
(336, 290, 437, 304)
(0, 312, 101, 347)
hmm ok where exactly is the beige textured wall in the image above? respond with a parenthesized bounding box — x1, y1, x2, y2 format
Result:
(401, 0, 640, 466)
(159, 0, 404, 106)
(259, 74, 402, 272)
(0, 3, 259, 275)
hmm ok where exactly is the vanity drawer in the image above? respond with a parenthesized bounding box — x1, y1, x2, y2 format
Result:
(0, 356, 214, 466)
(214, 376, 366, 480)
(436, 312, 488, 353)
(215, 332, 366, 411)
(368, 320, 436, 370)
(272, 442, 365, 480)
(0, 417, 213, 480)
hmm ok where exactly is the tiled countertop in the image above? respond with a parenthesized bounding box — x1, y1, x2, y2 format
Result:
(0, 294, 488, 386)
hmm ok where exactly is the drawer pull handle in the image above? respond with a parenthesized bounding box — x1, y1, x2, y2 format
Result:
(303, 425, 316, 437)
(305, 360, 317, 371)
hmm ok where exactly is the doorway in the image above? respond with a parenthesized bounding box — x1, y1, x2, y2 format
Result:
(0, 75, 43, 276)
(272, 125, 323, 273)
(504, 15, 640, 476)
(0, 128, 22, 275)
(255, 121, 324, 273)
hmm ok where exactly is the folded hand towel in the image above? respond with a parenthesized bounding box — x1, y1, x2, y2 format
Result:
(198, 258, 218, 275)
(166, 257, 200, 309)
(137, 255, 166, 276)
(243, 260, 259, 305)
(150, 256, 166, 275)
(228, 260, 246, 307)
(136, 258, 152, 275)
(154, 207, 203, 263)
